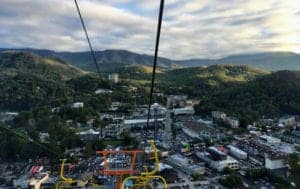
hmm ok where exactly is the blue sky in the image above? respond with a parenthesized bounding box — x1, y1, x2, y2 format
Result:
(1, 0, 300, 59)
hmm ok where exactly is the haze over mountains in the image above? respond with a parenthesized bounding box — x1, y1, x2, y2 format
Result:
(1, 48, 299, 71)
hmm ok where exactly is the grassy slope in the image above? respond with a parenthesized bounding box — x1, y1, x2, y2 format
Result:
(0, 51, 86, 80)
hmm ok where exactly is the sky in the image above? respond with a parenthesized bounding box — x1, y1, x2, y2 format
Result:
(1, 0, 300, 59)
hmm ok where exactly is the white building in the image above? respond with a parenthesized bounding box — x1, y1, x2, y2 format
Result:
(123, 118, 165, 129)
(95, 89, 113, 94)
(167, 95, 188, 108)
(196, 147, 239, 172)
(265, 156, 286, 170)
(132, 103, 167, 118)
(77, 129, 100, 140)
(108, 73, 119, 83)
(104, 124, 124, 138)
(182, 121, 224, 141)
(169, 154, 190, 166)
(212, 111, 227, 120)
(0, 112, 19, 122)
(227, 117, 240, 128)
(173, 107, 195, 115)
(198, 118, 213, 125)
(109, 102, 122, 111)
(39, 133, 50, 143)
(260, 135, 281, 145)
(169, 154, 205, 175)
(279, 116, 296, 126)
(71, 102, 84, 108)
(227, 145, 247, 160)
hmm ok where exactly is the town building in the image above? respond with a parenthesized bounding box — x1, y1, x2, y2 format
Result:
(260, 118, 275, 126)
(196, 147, 239, 172)
(281, 134, 300, 144)
(0, 112, 19, 122)
(182, 120, 225, 141)
(226, 117, 240, 128)
(95, 88, 113, 94)
(211, 111, 227, 120)
(167, 95, 188, 108)
(109, 102, 122, 111)
(103, 123, 124, 138)
(168, 154, 205, 175)
(173, 107, 195, 116)
(71, 102, 84, 108)
(123, 118, 165, 129)
(51, 107, 60, 113)
(197, 118, 213, 126)
(39, 133, 50, 143)
(279, 116, 296, 126)
(133, 103, 167, 118)
(227, 145, 248, 160)
(108, 73, 119, 83)
(265, 156, 286, 170)
(259, 135, 281, 145)
(280, 126, 300, 144)
(77, 129, 100, 141)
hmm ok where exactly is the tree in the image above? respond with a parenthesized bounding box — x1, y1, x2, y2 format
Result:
(204, 137, 213, 147)
(191, 172, 203, 181)
(261, 125, 267, 133)
(94, 117, 105, 138)
(120, 132, 138, 148)
(219, 174, 242, 189)
(287, 153, 300, 176)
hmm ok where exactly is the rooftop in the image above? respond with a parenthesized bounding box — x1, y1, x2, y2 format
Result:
(124, 118, 165, 125)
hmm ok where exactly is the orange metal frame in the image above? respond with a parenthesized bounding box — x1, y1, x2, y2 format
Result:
(96, 150, 144, 189)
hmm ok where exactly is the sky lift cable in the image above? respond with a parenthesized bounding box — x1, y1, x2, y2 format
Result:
(0, 1, 165, 186)
(74, 0, 165, 144)
(74, 0, 165, 172)
(74, 0, 102, 80)
(145, 0, 165, 144)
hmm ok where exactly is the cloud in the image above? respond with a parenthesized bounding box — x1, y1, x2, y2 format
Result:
(0, 0, 299, 59)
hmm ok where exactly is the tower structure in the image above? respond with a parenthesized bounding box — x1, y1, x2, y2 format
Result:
(161, 97, 173, 149)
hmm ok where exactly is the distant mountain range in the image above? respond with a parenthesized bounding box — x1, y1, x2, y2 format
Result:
(0, 48, 177, 71)
(177, 52, 300, 71)
(0, 48, 299, 71)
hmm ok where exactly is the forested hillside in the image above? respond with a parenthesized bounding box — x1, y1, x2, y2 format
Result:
(0, 51, 86, 80)
(195, 70, 300, 125)
(1, 51, 299, 125)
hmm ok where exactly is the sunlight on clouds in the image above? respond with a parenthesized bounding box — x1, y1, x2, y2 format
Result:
(0, 0, 299, 59)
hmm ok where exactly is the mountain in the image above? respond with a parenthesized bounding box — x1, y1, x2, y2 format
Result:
(155, 65, 269, 97)
(0, 51, 87, 110)
(1, 48, 299, 71)
(0, 51, 86, 80)
(0, 48, 179, 71)
(162, 64, 268, 84)
(179, 52, 300, 71)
